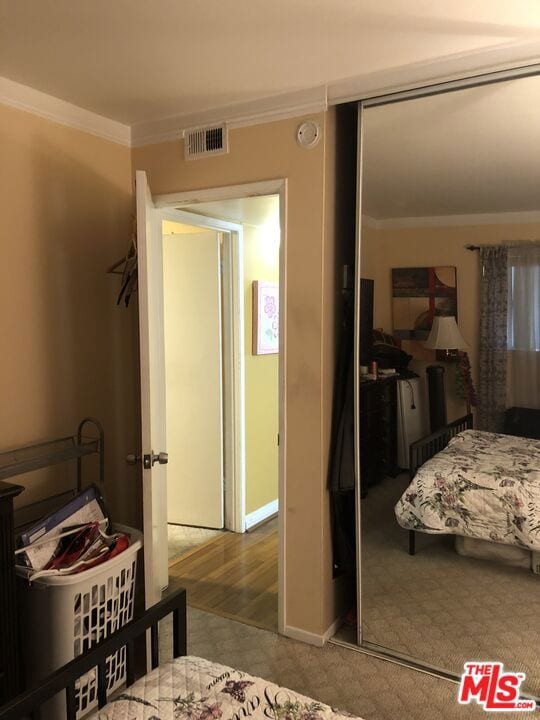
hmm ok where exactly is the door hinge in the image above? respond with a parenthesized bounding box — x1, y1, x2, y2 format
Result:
(277, 433, 280, 446)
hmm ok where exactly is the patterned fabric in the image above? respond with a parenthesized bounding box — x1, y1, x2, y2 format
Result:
(478, 245, 508, 432)
(395, 430, 540, 550)
(88, 656, 362, 720)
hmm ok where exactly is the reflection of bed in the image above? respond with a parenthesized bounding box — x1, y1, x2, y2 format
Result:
(0, 589, 362, 720)
(395, 415, 540, 565)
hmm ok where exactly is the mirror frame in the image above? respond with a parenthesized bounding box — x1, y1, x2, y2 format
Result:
(351, 62, 540, 690)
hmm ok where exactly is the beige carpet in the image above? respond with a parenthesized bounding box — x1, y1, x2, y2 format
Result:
(168, 524, 223, 562)
(358, 473, 540, 697)
(158, 606, 498, 720)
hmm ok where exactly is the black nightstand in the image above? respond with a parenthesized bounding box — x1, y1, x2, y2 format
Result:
(359, 376, 398, 496)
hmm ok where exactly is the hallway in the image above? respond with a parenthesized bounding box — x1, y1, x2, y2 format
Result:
(169, 518, 278, 632)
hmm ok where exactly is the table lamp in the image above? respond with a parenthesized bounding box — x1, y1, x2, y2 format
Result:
(424, 316, 469, 431)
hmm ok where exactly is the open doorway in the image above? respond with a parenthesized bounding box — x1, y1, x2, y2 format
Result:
(160, 193, 281, 633)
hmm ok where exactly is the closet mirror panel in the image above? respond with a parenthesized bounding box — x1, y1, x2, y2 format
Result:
(357, 73, 540, 695)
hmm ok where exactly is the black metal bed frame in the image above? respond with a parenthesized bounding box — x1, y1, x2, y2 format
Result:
(407, 414, 473, 556)
(0, 588, 187, 720)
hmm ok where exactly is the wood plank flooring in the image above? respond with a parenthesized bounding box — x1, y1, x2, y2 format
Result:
(169, 518, 278, 632)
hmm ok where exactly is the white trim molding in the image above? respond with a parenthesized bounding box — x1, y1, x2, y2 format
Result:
(127, 41, 540, 147)
(329, 40, 540, 106)
(1, 39, 540, 149)
(130, 85, 327, 147)
(283, 617, 343, 648)
(156, 180, 286, 208)
(0, 76, 131, 146)
(283, 625, 325, 648)
(245, 499, 278, 531)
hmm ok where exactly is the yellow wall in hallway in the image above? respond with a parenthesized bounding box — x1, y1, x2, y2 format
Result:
(244, 223, 279, 516)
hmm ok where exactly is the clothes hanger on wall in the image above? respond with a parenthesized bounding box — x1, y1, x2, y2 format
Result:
(107, 217, 138, 307)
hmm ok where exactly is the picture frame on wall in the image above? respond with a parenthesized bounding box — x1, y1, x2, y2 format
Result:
(252, 281, 279, 355)
(391, 266, 457, 340)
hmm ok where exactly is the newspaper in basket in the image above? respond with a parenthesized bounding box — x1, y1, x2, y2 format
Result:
(16, 523, 142, 720)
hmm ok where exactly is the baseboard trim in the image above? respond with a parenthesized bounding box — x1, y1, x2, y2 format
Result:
(245, 499, 278, 531)
(283, 618, 342, 647)
(283, 625, 325, 647)
(282, 617, 342, 648)
(323, 616, 343, 642)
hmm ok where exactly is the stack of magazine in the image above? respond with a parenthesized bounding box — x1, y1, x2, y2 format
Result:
(16, 485, 130, 581)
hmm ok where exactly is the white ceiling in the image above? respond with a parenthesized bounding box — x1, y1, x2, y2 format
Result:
(0, 1, 540, 125)
(362, 73, 540, 220)
(182, 196, 279, 227)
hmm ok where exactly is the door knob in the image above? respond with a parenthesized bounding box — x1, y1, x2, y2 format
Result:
(143, 451, 168, 469)
(154, 451, 169, 465)
(126, 452, 168, 468)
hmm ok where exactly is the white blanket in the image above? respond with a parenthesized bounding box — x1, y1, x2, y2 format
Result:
(395, 430, 540, 550)
(89, 655, 361, 720)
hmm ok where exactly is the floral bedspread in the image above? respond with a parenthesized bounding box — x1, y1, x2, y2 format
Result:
(89, 655, 360, 720)
(395, 430, 540, 549)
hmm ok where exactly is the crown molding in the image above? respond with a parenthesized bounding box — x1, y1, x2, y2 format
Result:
(0, 76, 131, 146)
(133, 40, 540, 148)
(130, 85, 327, 147)
(328, 39, 540, 106)
(363, 210, 540, 230)
(1, 39, 540, 150)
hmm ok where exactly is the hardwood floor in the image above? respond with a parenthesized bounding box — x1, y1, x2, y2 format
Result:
(169, 517, 278, 632)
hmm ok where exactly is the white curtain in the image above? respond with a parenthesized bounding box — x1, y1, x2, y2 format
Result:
(507, 245, 540, 410)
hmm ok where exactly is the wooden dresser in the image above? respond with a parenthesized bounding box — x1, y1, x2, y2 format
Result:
(359, 376, 398, 496)
(0, 481, 23, 706)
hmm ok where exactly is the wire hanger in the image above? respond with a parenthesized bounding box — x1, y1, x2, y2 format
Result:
(107, 217, 138, 307)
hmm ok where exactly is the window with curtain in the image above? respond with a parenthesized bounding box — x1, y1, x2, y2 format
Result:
(507, 245, 540, 410)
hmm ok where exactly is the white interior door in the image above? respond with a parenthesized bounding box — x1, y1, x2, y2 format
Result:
(136, 170, 169, 607)
(163, 229, 224, 528)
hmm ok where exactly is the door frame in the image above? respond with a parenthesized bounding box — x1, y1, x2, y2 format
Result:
(160, 208, 244, 533)
(155, 179, 287, 635)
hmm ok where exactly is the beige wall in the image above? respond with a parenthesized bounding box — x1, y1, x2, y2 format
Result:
(133, 112, 337, 635)
(244, 224, 279, 516)
(0, 102, 139, 526)
(361, 220, 540, 421)
(0, 101, 344, 637)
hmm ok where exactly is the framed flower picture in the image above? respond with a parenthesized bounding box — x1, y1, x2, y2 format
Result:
(252, 281, 279, 355)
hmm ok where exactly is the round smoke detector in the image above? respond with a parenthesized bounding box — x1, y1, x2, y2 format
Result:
(296, 120, 321, 148)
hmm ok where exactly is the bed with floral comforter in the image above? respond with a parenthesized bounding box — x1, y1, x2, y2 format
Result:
(395, 430, 540, 549)
(89, 655, 360, 720)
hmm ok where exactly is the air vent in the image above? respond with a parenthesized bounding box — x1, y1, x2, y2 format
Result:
(184, 123, 228, 160)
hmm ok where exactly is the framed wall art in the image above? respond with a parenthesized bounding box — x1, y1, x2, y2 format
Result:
(252, 281, 279, 355)
(392, 266, 457, 340)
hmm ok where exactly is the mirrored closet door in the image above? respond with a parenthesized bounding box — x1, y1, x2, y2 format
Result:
(355, 71, 540, 696)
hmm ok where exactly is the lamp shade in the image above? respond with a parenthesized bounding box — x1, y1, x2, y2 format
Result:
(424, 315, 469, 350)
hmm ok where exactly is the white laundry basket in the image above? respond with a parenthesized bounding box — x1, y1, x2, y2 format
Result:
(16, 523, 142, 720)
